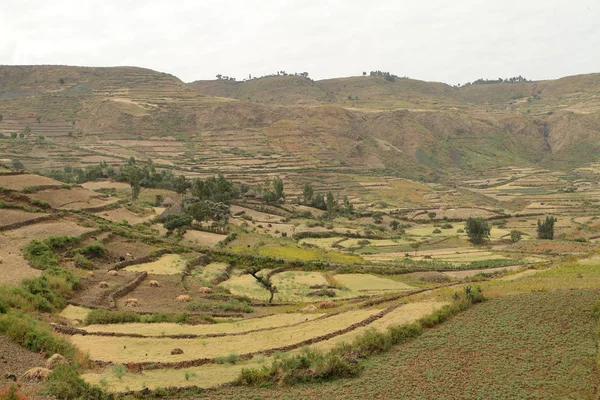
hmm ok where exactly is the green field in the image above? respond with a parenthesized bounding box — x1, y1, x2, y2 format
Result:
(201, 290, 599, 400)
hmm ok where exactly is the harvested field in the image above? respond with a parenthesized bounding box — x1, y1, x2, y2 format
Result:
(183, 230, 226, 247)
(70, 309, 382, 363)
(442, 265, 523, 279)
(26, 187, 118, 210)
(3, 219, 95, 240)
(334, 274, 415, 292)
(230, 205, 285, 223)
(83, 361, 263, 392)
(0, 209, 50, 229)
(68, 270, 141, 308)
(499, 269, 542, 281)
(82, 181, 131, 191)
(83, 313, 325, 336)
(0, 234, 40, 285)
(113, 274, 201, 313)
(204, 290, 599, 400)
(95, 207, 156, 224)
(0, 174, 60, 191)
(124, 254, 186, 275)
(304, 301, 448, 351)
(196, 262, 229, 282)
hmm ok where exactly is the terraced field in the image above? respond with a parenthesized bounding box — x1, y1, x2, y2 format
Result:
(202, 290, 599, 400)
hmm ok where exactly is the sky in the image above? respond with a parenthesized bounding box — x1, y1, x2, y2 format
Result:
(1, 0, 599, 84)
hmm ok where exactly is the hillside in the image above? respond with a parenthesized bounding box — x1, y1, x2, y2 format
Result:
(1, 65, 600, 189)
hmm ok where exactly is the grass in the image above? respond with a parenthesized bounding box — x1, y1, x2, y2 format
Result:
(70, 309, 382, 363)
(84, 309, 190, 325)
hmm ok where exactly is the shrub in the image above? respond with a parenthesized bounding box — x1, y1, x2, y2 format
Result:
(74, 254, 96, 270)
(23, 240, 59, 269)
(75, 242, 107, 259)
(30, 198, 50, 208)
(43, 364, 108, 400)
(441, 223, 453, 229)
(0, 301, 8, 314)
(432, 228, 442, 234)
(0, 312, 76, 358)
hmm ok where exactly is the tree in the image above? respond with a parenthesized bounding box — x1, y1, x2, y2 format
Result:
(464, 217, 491, 245)
(247, 266, 278, 303)
(187, 200, 230, 225)
(273, 177, 284, 200)
(427, 211, 437, 220)
(173, 175, 191, 195)
(362, 71, 367, 76)
(390, 220, 400, 231)
(11, 159, 24, 170)
(410, 241, 422, 255)
(36, 116, 42, 124)
(216, 74, 222, 80)
(326, 191, 337, 215)
(343, 196, 353, 215)
(302, 183, 313, 204)
(121, 162, 146, 201)
(58, 78, 65, 84)
(509, 230, 523, 243)
(372, 211, 383, 224)
(10, 132, 17, 139)
(537, 216, 557, 240)
(163, 213, 192, 233)
(312, 193, 326, 210)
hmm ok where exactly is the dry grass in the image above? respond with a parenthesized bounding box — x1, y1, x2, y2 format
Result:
(71, 309, 382, 363)
(442, 265, 523, 279)
(84, 313, 325, 336)
(124, 254, 185, 275)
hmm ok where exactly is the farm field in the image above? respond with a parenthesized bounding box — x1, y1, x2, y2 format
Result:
(2, 66, 600, 399)
(71, 309, 384, 363)
(202, 290, 599, 400)
(123, 254, 186, 275)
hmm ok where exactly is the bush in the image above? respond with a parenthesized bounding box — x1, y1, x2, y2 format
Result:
(30, 198, 50, 208)
(43, 365, 108, 400)
(75, 242, 107, 259)
(74, 254, 96, 270)
(432, 228, 442, 234)
(0, 301, 8, 314)
(0, 312, 76, 358)
(186, 299, 253, 313)
(441, 223, 453, 229)
(84, 309, 190, 325)
(23, 240, 59, 269)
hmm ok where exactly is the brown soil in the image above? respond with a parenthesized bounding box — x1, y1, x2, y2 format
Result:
(0, 335, 49, 396)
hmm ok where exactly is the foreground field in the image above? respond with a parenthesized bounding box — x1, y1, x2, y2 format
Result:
(200, 290, 599, 400)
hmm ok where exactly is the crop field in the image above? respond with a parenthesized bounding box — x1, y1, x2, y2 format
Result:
(182, 230, 226, 247)
(95, 207, 156, 224)
(70, 309, 383, 363)
(204, 290, 599, 400)
(0, 173, 61, 191)
(25, 187, 118, 210)
(3, 219, 95, 240)
(124, 254, 186, 274)
(83, 312, 325, 336)
(304, 301, 449, 351)
(0, 209, 50, 228)
(334, 274, 415, 292)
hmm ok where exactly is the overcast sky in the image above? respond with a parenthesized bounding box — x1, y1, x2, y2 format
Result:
(1, 0, 599, 84)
